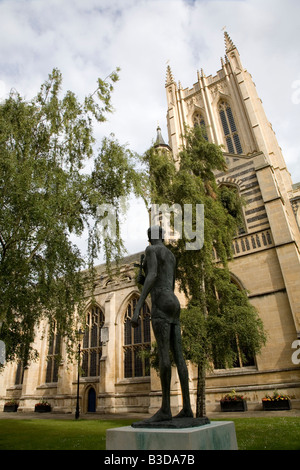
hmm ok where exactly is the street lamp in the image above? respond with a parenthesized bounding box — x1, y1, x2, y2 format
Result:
(75, 328, 84, 420)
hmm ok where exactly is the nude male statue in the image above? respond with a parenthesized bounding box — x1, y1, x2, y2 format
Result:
(131, 226, 193, 422)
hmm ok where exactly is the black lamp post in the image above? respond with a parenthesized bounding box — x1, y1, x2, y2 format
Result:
(75, 328, 84, 420)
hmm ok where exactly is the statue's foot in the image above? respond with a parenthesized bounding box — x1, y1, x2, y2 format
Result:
(145, 408, 172, 423)
(173, 408, 194, 419)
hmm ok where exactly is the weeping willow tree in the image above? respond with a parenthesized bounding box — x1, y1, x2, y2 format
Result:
(0, 68, 143, 365)
(143, 125, 266, 417)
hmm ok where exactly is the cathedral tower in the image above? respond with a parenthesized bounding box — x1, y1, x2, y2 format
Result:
(162, 32, 300, 407)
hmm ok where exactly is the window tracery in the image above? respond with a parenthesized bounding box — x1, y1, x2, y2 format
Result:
(218, 101, 243, 154)
(123, 296, 151, 378)
(81, 305, 105, 377)
(193, 112, 208, 140)
(45, 323, 61, 383)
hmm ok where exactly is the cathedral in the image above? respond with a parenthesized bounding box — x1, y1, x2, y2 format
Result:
(1, 32, 300, 414)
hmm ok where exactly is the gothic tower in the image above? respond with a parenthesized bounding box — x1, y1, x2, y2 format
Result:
(162, 32, 300, 406)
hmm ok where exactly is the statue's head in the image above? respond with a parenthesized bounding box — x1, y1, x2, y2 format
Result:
(147, 225, 165, 243)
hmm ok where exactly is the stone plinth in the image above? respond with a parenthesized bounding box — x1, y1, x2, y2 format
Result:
(106, 421, 238, 450)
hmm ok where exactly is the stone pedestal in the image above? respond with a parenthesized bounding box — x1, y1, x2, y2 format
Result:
(106, 421, 238, 450)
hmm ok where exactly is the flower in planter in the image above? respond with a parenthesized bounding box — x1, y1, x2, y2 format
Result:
(220, 389, 246, 402)
(3, 400, 19, 412)
(220, 389, 248, 412)
(262, 390, 290, 402)
(262, 390, 292, 411)
(35, 400, 51, 410)
(4, 400, 19, 406)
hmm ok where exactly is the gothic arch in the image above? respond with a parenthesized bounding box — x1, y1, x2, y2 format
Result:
(212, 273, 256, 370)
(84, 385, 97, 413)
(216, 175, 246, 192)
(210, 79, 230, 105)
(216, 98, 244, 155)
(192, 110, 208, 141)
(83, 299, 104, 317)
(230, 272, 246, 291)
(81, 303, 105, 378)
(122, 293, 151, 379)
(217, 180, 247, 234)
(115, 290, 141, 326)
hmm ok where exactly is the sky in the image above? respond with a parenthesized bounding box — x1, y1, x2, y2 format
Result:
(0, 0, 300, 262)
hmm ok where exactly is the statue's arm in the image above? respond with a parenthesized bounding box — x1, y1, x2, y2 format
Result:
(135, 254, 145, 285)
(131, 247, 157, 327)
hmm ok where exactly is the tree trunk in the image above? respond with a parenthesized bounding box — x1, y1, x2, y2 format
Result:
(196, 266, 207, 418)
(196, 362, 206, 417)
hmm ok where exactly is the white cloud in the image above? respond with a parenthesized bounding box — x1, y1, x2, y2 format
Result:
(0, 0, 299, 260)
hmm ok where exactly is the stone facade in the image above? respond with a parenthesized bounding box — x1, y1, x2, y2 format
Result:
(1, 32, 300, 414)
(163, 32, 300, 410)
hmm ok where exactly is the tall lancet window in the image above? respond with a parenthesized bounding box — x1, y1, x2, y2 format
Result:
(123, 296, 151, 378)
(81, 305, 105, 377)
(45, 323, 61, 383)
(218, 101, 243, 154)
(193, 113, 208, 140)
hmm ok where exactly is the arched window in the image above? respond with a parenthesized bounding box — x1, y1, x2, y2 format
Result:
(81, 305, 105, 377)
(123, 296, 151, 378)
(219, 101, 243, 154)
(219, 183, 246, 235)
(213, 333, 256, 369)
(45, 323, 61, 383)
(193, 113, 208, 140)
(87, 387, 96, 412)
(15, 362, 24, 385)
(212, 278, 256, 370)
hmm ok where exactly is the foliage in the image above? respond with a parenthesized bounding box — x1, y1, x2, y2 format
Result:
(220, 389, 246, 402)
(143, 125, 266, 416)
(35, 400, 51, 408)
(4, 399, 19, 406)
(140, 341, 175, 375)
(0, 68, 143, 364)
(262, 390, 291, 401)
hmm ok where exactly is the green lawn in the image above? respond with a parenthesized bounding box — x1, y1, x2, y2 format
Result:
(231, 417, 300, 450)
(0, 418, 134, 450)
(0, 417, 299, 450)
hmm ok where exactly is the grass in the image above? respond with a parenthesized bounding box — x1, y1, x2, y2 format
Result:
(0, 418, 135, 450)
(227, 417, 300, 450)
(0, 417, 299, 450)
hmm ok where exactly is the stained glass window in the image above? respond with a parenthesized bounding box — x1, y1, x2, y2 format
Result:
(123, 296, 151, 378)
(81, 306, 105, 377)
(219, 101, 243, 154)
(193, 113, 208, 140)
(45, 323, 61, 383)
(15, 362, 24, 385)
(212, 279, 256, 370)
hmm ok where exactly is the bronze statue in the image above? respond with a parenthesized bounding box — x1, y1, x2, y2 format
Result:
(131, 226, 193, 423)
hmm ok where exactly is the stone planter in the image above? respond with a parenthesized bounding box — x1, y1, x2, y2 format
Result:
(3, 404, 19, 412)
(35, 404, 51, 413)
(262, 399, 291, 411)
(220, 399, 248, 412)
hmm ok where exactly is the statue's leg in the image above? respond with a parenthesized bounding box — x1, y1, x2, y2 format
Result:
(148, 317, 172, 422)
(171, 323, 193, 418)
